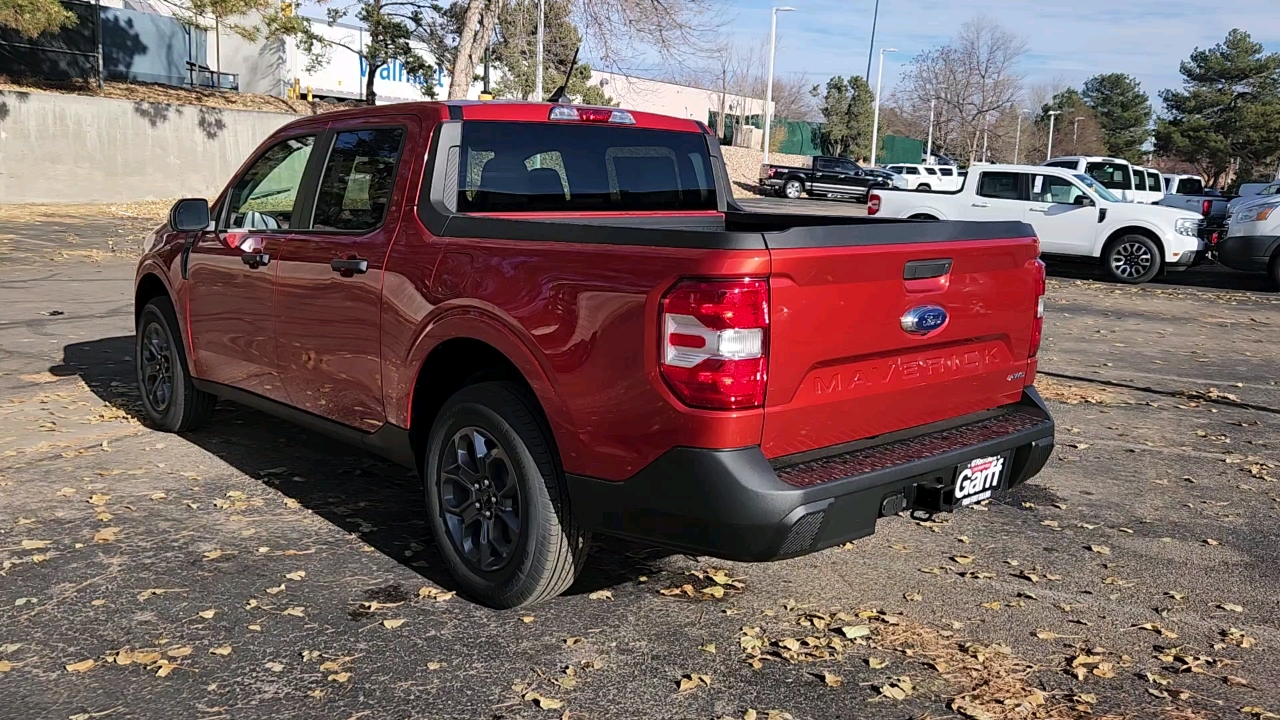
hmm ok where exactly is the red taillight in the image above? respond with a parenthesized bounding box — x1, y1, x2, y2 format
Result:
(768, 167, 777, 177)
(1201, 199, 1212, 216)
(659, 279, 769, 410)
(868, 193, 881, 215)
(1029, 259, 1046, 358)
(548, 106, 636, 124)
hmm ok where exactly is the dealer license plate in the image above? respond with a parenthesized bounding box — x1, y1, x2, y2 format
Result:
(954, 454, 1010, 506)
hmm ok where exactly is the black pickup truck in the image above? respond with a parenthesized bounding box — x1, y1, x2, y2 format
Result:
(759, 155, 885, 201)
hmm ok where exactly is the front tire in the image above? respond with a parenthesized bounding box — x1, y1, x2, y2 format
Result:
(424, 382, 585, 608)
(783, 179, 803, 199)
(1103, 234, 1162, 284)
(916, 184, 932, 192)
(1268, 253, 1280, 292)
(136, 297, 216, 432)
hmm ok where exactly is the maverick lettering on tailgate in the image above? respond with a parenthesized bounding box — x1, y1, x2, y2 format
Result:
(812, 345, 1006, 397)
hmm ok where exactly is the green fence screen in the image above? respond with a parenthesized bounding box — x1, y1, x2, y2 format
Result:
(707, 112, 922, 163)
(879, 135, 924, 165)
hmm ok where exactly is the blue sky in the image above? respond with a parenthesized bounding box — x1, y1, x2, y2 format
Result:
(707, 0, 1280, 103)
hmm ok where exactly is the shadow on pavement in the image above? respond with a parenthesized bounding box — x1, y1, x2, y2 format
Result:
(1046, 258, 1273, 292)
(51, 335, 670, 600)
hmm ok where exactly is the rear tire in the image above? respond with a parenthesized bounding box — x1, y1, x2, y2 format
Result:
(916, 184, 932, 192)
(424, 381, 585, 608)
(1102, 234, 1162, 284)
(136, 297, 216, 432)
(908, 213, 939, 221)
(1268, 253, 1280, 292)
(783, 179, 803, 199)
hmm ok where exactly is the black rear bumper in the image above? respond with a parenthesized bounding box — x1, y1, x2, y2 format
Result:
(567, 389, 1055, 562)
(1216, 234, 1279, 272)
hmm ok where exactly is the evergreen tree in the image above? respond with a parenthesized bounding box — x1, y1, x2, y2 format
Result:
(812, 76, 874, 160)
(1081, 73, 1151, 162)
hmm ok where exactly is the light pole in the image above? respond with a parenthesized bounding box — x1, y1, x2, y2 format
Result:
(864, 0, 881, 82)
(534, 0, 544, 99)
(1073, 116, 1084, 153)
(1046, 110, 1062, 161)
(1013, 109, 1029, 163)
(925, 99, 935, 163)
(762, 6, 795, 166)
(981, 113, 990, 163)
(869, 47, 897, 167)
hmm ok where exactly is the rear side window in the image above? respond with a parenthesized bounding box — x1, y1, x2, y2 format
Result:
(903, 167, 920, 175)
(1085, 161, 1132, 190)
(1176, 177, 1204, 195)
(226, 135, 315, 230)
(815, 158, 835, 171)
(1045, 160, 1078, 170)
(939, 167, 954, 176)
(1148, 171, 1163, 193)
(458, 122, 717, 212)
(924, 167, 939, 175)
(312, 128, 406, 231)
(977, 172, 1024, 200)
(1132, 171, 1147, 191)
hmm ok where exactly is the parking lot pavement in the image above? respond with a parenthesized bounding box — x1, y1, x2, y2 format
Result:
(2, 205, 1280, 720)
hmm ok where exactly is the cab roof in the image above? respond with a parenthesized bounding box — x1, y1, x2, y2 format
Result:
(300, 99, 708, 134)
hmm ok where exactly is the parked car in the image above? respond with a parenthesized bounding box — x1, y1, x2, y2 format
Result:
(862, 167, 909, 190)
(759, 155, 878, 200)
(1218, 196, 1280, 288)
(883, 163, 962, 192)
(135, 100, 1054, 607)
(1228, 182, 1280, 215)
(1131, 165, 1164, 204)
(1043, 156, 1137, 202)
(1157, 173, 1232, 226)
(868, 164, 1206, 284)
(1236, 182, 1278, 199)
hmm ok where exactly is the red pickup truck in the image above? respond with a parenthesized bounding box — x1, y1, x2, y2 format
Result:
(135, 100, 1054, 607)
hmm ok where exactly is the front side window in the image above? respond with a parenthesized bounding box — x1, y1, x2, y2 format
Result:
(939, 168, 954, 176)
(1085, 161, 1133, 191)
(836, 160, 860, 174)
(1032, 175, 1086, 205)
(924, 167, 939, 176)
(1074, 173, 1122, 202)
(977, 172, 1024, 200)
(226, 135, 315, 230)
(886, 166, 903, 174)
(815, 158, 835, 171)
(458, 121, 717, 213)
(312, 128, 406, 231)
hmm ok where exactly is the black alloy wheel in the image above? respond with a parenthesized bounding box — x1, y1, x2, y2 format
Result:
(438, 427, 523, 572)
(140, 322, 175, 414)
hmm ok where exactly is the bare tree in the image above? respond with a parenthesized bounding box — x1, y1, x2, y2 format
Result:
(770, 72, 818, 121)
(891, 13, 1027, 165)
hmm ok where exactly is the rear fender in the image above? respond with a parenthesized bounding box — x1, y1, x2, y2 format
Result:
(400, 304, 577, 459)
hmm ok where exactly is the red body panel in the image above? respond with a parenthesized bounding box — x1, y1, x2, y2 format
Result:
(762, 238, 1040, 459)
(136, 99, 1042, 490)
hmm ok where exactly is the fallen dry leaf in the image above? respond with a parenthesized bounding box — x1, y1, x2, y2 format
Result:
(952, 555, 975, 565)
(20, 540, 50, 550)
(282, 606, 305, 617)
(1089, 545, 1111, 555)
(285, 571, 306, 581)
(382, 619, 406, 629)
(565, 637, 585, 647)
(209, 646, 232, 656)
(1220, 603, 1245, 613)
(839, 625, 871, 639)
(328, 672, 351, 683)
(868, 657, 888, 669)
(196, 609, 216, 619)
(166, 646, 192, 658)
(522, 691, 564, 709)
(678, 673, 712, 692)
(879, 676, 914, 700)
(821, 671, 842, 687)
(587, 590, 613, 601)
(65, 659, 96, 673)
(93, 527, 120, 543)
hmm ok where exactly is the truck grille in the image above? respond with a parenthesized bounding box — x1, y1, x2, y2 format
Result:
(775, 410, 1049, 488)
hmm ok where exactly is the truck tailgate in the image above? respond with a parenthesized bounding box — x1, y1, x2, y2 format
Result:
(761, 222, 1040, 459)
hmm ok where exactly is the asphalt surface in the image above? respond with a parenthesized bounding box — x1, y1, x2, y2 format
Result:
(1, 203, 1279, 720)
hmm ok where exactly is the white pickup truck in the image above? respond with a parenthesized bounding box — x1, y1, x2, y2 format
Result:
(868, 164, 1207, 284)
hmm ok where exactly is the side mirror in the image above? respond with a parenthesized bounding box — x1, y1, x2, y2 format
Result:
(170, 198, 210, 232)
(854, 169, 864, 177)
(1073, 195, 1095, 207)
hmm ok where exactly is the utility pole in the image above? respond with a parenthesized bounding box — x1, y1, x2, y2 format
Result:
(762, 6, 795, 166)
(1013, 109, 1028, 164)
(870, 47, 897, 167)
(864, 0, 881, 83)
(981, 114, 989, 163)
(1073, 116, 1084, 154)
(925, 99, 935, 163)
(534, 0, 544, 99)
(1046, 110, 1062, 161)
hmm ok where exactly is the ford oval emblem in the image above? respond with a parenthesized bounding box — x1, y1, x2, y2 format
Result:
(900, 305, 948, 335)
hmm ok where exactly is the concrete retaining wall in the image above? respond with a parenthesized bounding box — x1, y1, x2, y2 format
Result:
(0, 90, 300, 203)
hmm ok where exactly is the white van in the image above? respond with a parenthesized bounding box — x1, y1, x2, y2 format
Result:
(1131, 166, 1164, 204)
(882, 164, 962, 192)
(1043, 156, 1136, 202)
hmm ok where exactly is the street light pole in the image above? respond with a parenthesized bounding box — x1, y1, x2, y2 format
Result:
(1073, 116, 1084, 153)
(762, 6, 795, 167)
(1046, 110, 1062, 161)
(1013, 109, 1029, 164)
(982, 114, 990, 163)
(534, 0, 544, 99)
(870, 47, 897, 167)
(925, 99, 935, 163)
(864, 0, 881, 83)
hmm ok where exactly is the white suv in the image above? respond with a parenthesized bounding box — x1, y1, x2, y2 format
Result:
(882, 164, 961, 192)
(1044, 156, 1137, 202)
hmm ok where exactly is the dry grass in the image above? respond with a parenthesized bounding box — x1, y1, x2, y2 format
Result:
(0, 77, 358, 116)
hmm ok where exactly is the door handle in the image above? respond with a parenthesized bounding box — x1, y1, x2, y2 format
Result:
(241, 252, 270, 269)
(1028, 206, 1049, 213)
(330, 257, 369, 277)
(971, 202, 991, 208)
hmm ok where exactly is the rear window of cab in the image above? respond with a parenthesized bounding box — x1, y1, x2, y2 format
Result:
(457, 121, 718, 213)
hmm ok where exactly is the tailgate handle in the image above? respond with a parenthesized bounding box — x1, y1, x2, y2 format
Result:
(903, 259, 952, 280)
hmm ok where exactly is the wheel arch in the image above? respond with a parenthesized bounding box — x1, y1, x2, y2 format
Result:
(134, 272, 171, 329)
(1100, 225, 1166, 260)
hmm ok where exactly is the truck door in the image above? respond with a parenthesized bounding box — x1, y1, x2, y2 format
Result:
(1026, 173, 1098, 255)
(272, 117, 418, 429)
(964, 170, 1029, 220)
